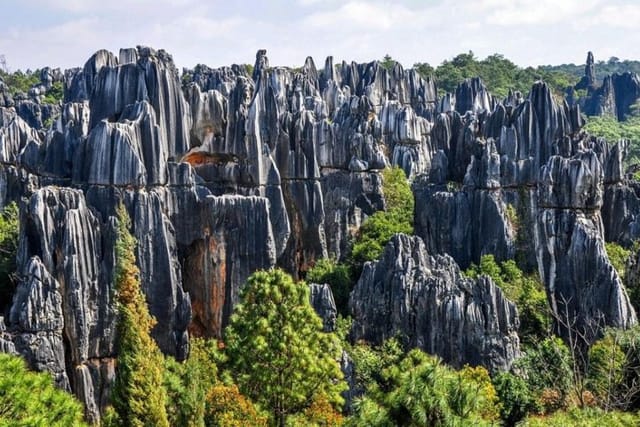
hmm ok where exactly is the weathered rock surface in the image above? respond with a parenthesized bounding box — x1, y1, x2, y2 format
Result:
(350, 233, 520, 372)
(309, 283, 337, 332)
(579, 52, 640, 121)
(1, 45, 640, 422)
(537, 151, 636, 341)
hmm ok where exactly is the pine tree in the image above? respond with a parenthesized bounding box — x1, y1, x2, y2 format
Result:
(225, 269, 346, 427)
(111, 204, 169, 427)
(0, 353, 87, 426)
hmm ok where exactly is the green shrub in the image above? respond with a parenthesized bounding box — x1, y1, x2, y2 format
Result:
(522, 407, 639, 426)
(0, 353, 87, 426)
(347, 349, 500, 426)
(0, 202, 18, 313)
(587, 334, 626, 408)
(42, 81, 63, 105)
(306, 258, 353, 316)
(606, 242, 632, 280)
(164, 338, 220, 427)
(466, 255, 551, 347)
(349, 167, 414, 272)
(514, 337, 574, 412)
(493, 371, 537, 426)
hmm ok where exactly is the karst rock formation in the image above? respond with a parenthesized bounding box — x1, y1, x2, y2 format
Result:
(0, 46, 638, 422)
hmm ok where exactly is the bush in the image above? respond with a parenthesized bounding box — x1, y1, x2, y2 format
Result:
(0, 202, 18, 314)
(0, 353, 87, 426)
(348, 338, 404, 393)
(606, 242, 632, 281)
(522, 407, 639, 426)
(204, 384, 268, 427)
(164, 338, 220, 427)
(587, 334, 626, 408)
(514, 337, 574, 412)
(306, 258, 353, 316)
(349, 167, 413, 271)
(42, 81, 63, 105)
(493, 371, 537, 426)
(348, 349, 500, 426)
(466, 255, 551, 347)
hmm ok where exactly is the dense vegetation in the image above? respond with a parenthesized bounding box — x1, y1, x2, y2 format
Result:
(466, 255, 551, 348)
(385, 52, 578, 97)
(583, 112, 640, 165)
(0, 67, 63, 105)
(110, 204, 170, 426)
(0, 353, 87, 426)
(0, 202, 19, 314)
(540, 57, 640, 82)
(225, 268, 346, 426)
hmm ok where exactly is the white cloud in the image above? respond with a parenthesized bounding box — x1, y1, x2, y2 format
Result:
(486, 0, 603, 26)
(1, 0, 639, 72)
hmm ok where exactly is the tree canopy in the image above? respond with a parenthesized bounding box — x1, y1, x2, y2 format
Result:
(111, 204, 169, 427)
(225, 268, 346, 426)
(0, 353, 87, 427)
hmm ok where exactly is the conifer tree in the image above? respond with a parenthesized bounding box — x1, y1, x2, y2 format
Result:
(225, 268, 345, 427)
(111, 204, 169, 427)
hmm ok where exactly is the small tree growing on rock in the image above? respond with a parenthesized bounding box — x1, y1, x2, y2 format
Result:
(111, 204, 169, 427)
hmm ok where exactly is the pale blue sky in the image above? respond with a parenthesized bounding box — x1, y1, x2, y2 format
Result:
(1, 0, 639, 71)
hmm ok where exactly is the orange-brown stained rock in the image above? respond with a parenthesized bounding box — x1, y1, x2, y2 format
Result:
(181, 151, 237, 167)
(183, 234, 227, 338)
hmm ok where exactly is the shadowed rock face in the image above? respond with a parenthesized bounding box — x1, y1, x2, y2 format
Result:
(537, 152, 636, 341)
(1, 46, 639, 421)
(350, 234, 520, 372)
(578, 52, 640, 121)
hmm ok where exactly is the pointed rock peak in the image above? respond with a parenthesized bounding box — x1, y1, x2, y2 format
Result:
(585, 51, 596, 84)
(252, 49, 269, 81)
(304, 56, 317, 73)
(323, 56, 334, 77)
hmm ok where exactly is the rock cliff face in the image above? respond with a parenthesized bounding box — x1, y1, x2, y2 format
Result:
(350, 234, 520, 372)
(578, 52, 640, 121)
(1, 45, 639, 421)
(413, 79, 636, 345)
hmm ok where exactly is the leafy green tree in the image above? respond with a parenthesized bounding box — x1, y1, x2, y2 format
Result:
(493, 371, 537, 427)
(514, 337, 574, 412)
(348, 338, 403, 393)
(204, 384, 268, 427)
(0, 69, 40, 96)
(0, 202, 18, 314)
(380, 54, 395, 71)
(111, 204, 169, 427)
(306, 258, 353, 316)
(164, 338, 220, 427)
(0, 353, 87, 426)
(348, 349, 499, 426)
(42, 81, 63, 105)
(412, 62, 434, 78)
(605, 242, 632, 281)
(225, 269, 346, 426)
(587, 334, 626, 409)
(350, 167, 414, 269)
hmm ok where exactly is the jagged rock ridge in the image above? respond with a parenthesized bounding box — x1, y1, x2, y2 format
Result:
(0, 46, 638, 422)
